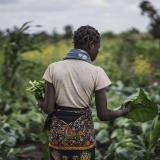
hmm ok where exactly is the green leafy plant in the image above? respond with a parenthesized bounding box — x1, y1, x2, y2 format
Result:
(122, 89, 158, 122)
(26, 80, 45, 100)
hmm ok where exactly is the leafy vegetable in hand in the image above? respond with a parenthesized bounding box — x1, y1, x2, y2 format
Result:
(26, 80, 45, 100)
(122, 89, 158, 122)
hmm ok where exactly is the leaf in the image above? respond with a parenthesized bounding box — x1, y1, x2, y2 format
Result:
(19, 21, 32, 33)
(147, 114, 160, 150)
(123, 89, 158, 122)
(26, 80, 45, 100)
(19, 145, 37, 153)
(6, 136, 17, 147)
(95, 129, 109, 143)
(94, 122, 108, 131)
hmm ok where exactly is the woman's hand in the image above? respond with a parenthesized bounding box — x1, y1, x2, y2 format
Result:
(122, 102, 132, 116)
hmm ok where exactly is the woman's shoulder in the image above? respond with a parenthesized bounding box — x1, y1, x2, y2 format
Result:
(88, 64, 104, 72)
(49, 60, 65, 67)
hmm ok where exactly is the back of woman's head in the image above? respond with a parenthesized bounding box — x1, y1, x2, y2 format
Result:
(73, 25, 100, 49)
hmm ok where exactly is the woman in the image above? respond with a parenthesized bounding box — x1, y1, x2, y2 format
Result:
(38, 25, 131, 160)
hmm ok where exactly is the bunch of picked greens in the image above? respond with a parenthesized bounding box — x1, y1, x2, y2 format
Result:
(26, 80, 45, 100)
(122, 89, 158, 122)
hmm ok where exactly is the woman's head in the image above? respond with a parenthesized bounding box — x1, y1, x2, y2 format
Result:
(73, 25, 101, 61)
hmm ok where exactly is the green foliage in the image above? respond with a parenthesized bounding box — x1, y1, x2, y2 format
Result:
(0, 21, 160, 159)
(1, 22, 39, 100)
(106, 118, 148, 160)
(63, 25, 73, 39)
(101, 31, 116, 39)
(123, 89, 158, 122)
(92, 82, 160, 160)
(0, 108, 46, 160)
(26, 80, 45, 100)
(132, 55, 152, 86)
(96, 129, 109, 144)
(139, 1, 160, 39)
(52, 30, 63, 43)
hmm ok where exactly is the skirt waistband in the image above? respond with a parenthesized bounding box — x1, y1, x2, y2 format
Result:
(43, 106, 91, 130)
(55, 105, 90, 113)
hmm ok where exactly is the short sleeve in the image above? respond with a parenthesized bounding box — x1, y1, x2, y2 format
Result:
(95, 67, 112, 91)
(42, 64, 53, 83)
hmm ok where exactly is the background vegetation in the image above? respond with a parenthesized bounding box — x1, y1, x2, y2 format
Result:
(0, 1, 160, 159)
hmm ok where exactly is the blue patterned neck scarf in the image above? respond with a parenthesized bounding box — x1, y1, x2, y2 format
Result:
(63, 49, 92, 63)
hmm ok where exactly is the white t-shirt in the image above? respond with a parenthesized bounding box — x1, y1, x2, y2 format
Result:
(42, 59, 112, 108)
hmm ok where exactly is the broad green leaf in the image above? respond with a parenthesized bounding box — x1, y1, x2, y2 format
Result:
(123, 89, 158, 122)
(148, 114, 160, 150)
(94, 122, 108, 130)
(95, 129, 109, 143)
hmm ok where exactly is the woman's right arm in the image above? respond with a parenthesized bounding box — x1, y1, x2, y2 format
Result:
(95, 87, 131, 121)
(38, 81, 55, 114)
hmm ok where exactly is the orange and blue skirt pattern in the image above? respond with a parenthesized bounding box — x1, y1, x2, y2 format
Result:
(47, 107, 95, 160)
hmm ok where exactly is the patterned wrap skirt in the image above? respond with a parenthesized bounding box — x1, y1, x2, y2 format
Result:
(46, 106, 95, 160)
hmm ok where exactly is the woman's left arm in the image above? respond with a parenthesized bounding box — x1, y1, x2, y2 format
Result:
(38, 81, 55, 114)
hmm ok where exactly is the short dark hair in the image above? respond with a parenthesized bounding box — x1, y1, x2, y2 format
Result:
(73, 25, 100, 49)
